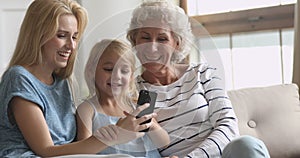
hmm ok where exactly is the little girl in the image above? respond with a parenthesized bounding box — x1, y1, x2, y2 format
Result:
(76, 39, 169, 157)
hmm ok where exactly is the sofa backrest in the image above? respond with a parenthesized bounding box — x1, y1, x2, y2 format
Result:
(227, 84, 300, 158)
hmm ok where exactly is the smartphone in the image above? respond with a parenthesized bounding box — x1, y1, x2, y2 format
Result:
(136, 90, 157, 132)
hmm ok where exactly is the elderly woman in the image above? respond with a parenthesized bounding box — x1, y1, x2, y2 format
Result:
(126, 0, 270, 158)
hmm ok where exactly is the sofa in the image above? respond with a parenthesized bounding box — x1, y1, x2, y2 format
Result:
(227, 83, 300, 158)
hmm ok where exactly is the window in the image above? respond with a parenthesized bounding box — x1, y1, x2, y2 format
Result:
(186, 1, 295, 90)
(187, 0, 296, 16)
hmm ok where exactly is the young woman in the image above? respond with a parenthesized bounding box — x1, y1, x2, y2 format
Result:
(0, 0, 132, 157)
(76, 39, 170, 157)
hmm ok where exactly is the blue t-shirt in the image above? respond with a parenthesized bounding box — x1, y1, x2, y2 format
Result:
(0, 66, 76, 157)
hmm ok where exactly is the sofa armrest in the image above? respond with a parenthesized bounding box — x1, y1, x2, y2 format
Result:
(227, 84, 300, 158)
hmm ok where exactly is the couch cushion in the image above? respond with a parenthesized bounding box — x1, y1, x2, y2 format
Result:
(227, 84, 300, 158)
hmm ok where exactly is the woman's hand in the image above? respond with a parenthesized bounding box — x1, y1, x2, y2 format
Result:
(93, 124, 144, 146)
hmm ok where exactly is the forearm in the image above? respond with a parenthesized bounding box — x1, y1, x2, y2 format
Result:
(36, 136, 108, 157)
(193, 64, 239, 156)
(148, 120, 170, 148)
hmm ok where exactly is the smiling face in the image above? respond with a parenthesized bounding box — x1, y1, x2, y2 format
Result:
(135, 27, 178, 73)
(41, 14, 78, 71)
(95, 50, 133, 99)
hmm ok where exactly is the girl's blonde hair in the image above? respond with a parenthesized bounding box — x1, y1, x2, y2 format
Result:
(8, 0, 88, 79)
(85, 39, 138, 107)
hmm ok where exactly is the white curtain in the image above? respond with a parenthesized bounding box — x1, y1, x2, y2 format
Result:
(293, 0, 300, 88)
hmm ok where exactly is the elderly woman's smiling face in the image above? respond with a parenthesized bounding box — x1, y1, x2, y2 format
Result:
(135, 27, 179, 71)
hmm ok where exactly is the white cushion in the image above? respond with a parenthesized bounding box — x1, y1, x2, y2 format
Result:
(227, 84, 300, 158)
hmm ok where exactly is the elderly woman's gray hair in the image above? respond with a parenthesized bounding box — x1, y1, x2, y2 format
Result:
(126, 0, 194, 63)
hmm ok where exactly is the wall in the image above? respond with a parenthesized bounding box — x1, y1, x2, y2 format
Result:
(75, 0, 141, 98)
(0, 0, 179, 97)
(0, 0, 33, 77)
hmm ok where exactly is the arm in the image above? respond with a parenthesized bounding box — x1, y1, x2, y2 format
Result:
(91, 104, 154, 146)
(120, 106, 170, 148)
(76, 101, 94, 140)
(11, 97, 108, 157)
(148, 118, 170, 149)
(187, 64, 239, 157)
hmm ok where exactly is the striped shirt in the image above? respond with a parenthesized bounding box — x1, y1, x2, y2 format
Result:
(137, 63, 239, 158)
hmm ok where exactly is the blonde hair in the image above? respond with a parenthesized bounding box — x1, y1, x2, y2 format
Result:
(126, 0, 194, 63)
(8, 0, 88, 79)
(85, 39, 138, 106)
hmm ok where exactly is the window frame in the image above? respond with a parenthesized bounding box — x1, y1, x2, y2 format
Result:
(187, 3, 295, 35)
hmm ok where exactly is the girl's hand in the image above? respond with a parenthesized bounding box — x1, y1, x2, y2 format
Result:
(117, 103, 157, 132)
(93, 103, 157, 146)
